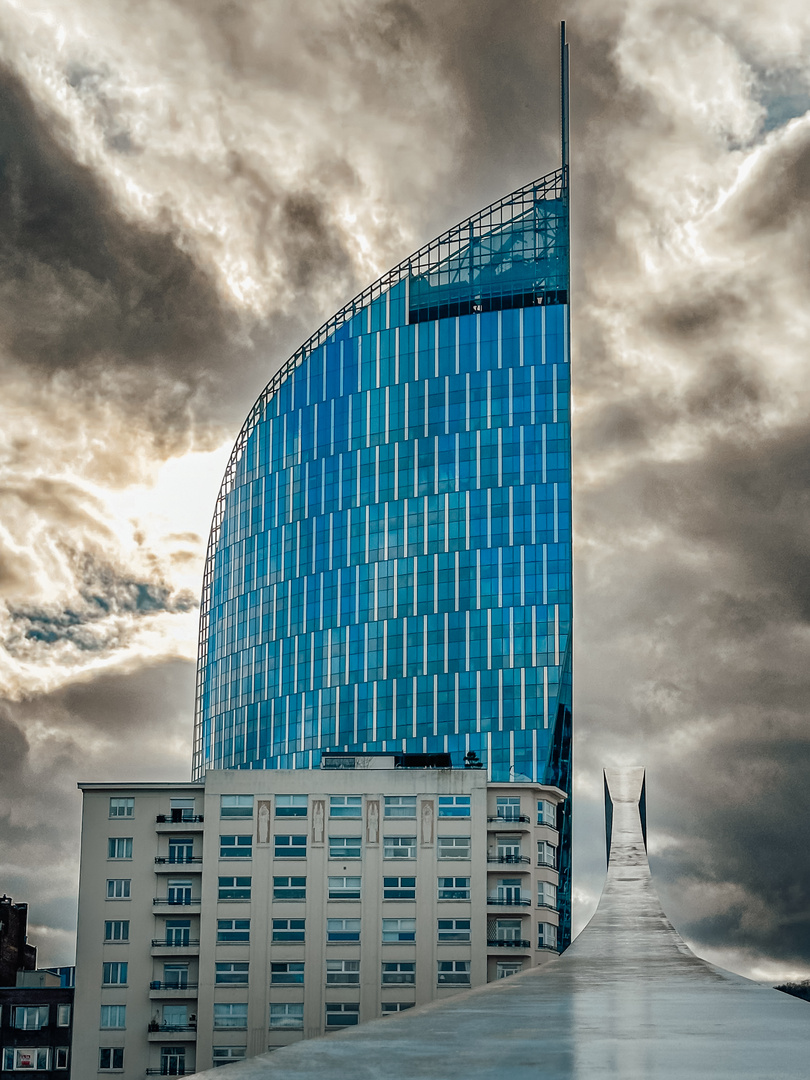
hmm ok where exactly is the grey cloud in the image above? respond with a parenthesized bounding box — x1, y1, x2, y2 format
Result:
(0, 660, 195, 966)
(0, 68, 236, 376)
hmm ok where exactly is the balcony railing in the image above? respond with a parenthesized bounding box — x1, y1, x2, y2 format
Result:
(151, 939, 200, 948)
(155, 856, 202, 864)
(156, 814, 204, 823)
(145, 1070, 188, 1076)
(487, 939, 531, 949)
(150, 982, 199, 991)
(153, 898, 200, 907)
(486, 896, 531, 907)
(487, 815, 532, 824)
(147, 1023, 196, 1033)
(487, 854, 529, 864)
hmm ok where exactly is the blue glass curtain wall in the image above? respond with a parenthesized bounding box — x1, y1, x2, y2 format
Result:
(195, 168, 572, 943)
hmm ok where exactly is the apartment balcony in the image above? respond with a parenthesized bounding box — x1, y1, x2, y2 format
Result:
(149, 983, 199, 1000)
(155, 858, 202, 871)
(486, 939, 532, 950)
(147, 1025, 197, 1042)
(153, 898, 201, 911)
(151, 940, 200, 956)
(146, 1071, 189, 1077)
(486, 896, 531, 908)
(155, 815, 204, 831)
(486, 817, 532, 832)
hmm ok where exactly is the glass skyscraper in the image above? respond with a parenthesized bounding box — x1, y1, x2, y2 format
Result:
(194, 58, 572, 941)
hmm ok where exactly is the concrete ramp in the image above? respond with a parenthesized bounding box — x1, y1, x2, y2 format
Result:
(188, 768, 810, 1078)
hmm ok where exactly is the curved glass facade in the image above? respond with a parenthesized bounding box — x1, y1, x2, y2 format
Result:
(194, 167, 572, 939)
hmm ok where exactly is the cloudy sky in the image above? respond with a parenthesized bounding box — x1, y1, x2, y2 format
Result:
(2, 0, 810, 982)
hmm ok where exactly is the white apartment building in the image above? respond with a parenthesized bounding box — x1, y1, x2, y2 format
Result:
(73, 756, 564, 1076)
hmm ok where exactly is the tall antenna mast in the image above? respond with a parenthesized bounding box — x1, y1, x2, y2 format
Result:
(560, 21, 570, 179)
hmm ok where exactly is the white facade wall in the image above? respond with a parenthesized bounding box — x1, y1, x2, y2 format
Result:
(74, 766, 563, 1077)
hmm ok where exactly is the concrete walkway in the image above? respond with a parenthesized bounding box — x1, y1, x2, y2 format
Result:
(188, 768, 810, 1078)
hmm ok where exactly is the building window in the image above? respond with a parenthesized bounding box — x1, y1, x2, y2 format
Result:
(13, 1006, 48, 1030)
(328, 876, 362, 900)
(492, 878, 525, 905)
(537, 841, 557, 869)
(437, 960, 470, 986)
(100, 1004, 126, 1029)
(56, 1004, 71, 1027)
(326, 918, 360, 943)
(160, 1004, 189, 1031)
(107, 837, 132, 860)
(3, 1048, 51, 1071)
(274, 834, 307, 859)
(218, 876, 251, 901)
(165, 919, 191, 946)
(495, 796, 522, 821)
(383, 876, 416, 900)
(167, 879, 193, 905)
(272, 919, 305, 943)
(494, 918, 523, 943)
(219, 834, 252, 859)
(213, 1003, 248, 1030)
(496, 835, 523, 862)
(270, 962, 304, 985)
(217, 918, 250, 943)
(381, 962, 415, 985)
(212, 1047, 247, 1067)
(109, 797, 133, 818)
(275, 794, 308, 817)
(384, 795, 417, 819)
(167, 836, 194, 864)
(106, 878, 130, 900)
(99, 1047, 124, 1071)
(273, 876, 306, 901)
(104, 920, 129, 942)
(537, 799, 556, 826)
(162, 964, 189, 989)
(170, 798, 196, 822)
(383, 836, 416, 859)
(438, 876, 471, 901)
(496, 962, 523, 979)
(328, 836, 361, 859)
(538, 922, 558, 950)
(438, 795, 470, 818)
(160, 1047, 186, 1076)
(220, 795, 253, 818)
(437, 836, 471, 860)
(437, 918, 471, 943)
(538, 882, 557, 909)
(329, 795, 362, 818)
(326, 959, 360, 985)
(381, 1002, 414, 1014)
(269, 1003, 303, 1030)
(102, 961, 128, 986)
(215, 962, 249, 986)
(382, 918, 415, 943)
(325, 1002, 359, 1029)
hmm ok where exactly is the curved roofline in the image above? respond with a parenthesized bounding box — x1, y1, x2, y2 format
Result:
(193, 165, 567, 774)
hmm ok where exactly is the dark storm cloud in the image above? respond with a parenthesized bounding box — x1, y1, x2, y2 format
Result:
(0, 660, 195, 965)
(0, 68, 234, 374)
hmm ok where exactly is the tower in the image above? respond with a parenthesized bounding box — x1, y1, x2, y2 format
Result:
(194, 26, 572, 943)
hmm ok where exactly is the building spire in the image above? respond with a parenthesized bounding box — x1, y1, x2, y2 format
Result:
(560, 21, 569, 179)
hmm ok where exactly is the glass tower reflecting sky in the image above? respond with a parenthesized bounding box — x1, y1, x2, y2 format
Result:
(194, 31, 572, 942)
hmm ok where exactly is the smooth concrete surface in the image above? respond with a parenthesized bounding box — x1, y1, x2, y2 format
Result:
(188, 768, 810, 1079)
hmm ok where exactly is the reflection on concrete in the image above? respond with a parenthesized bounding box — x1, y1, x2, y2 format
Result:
(188, 768, 810, 1079)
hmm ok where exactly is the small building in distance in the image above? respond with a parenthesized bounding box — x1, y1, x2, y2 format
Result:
(0, 897, 74, 1075)
(73, 757, 565, 1077)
